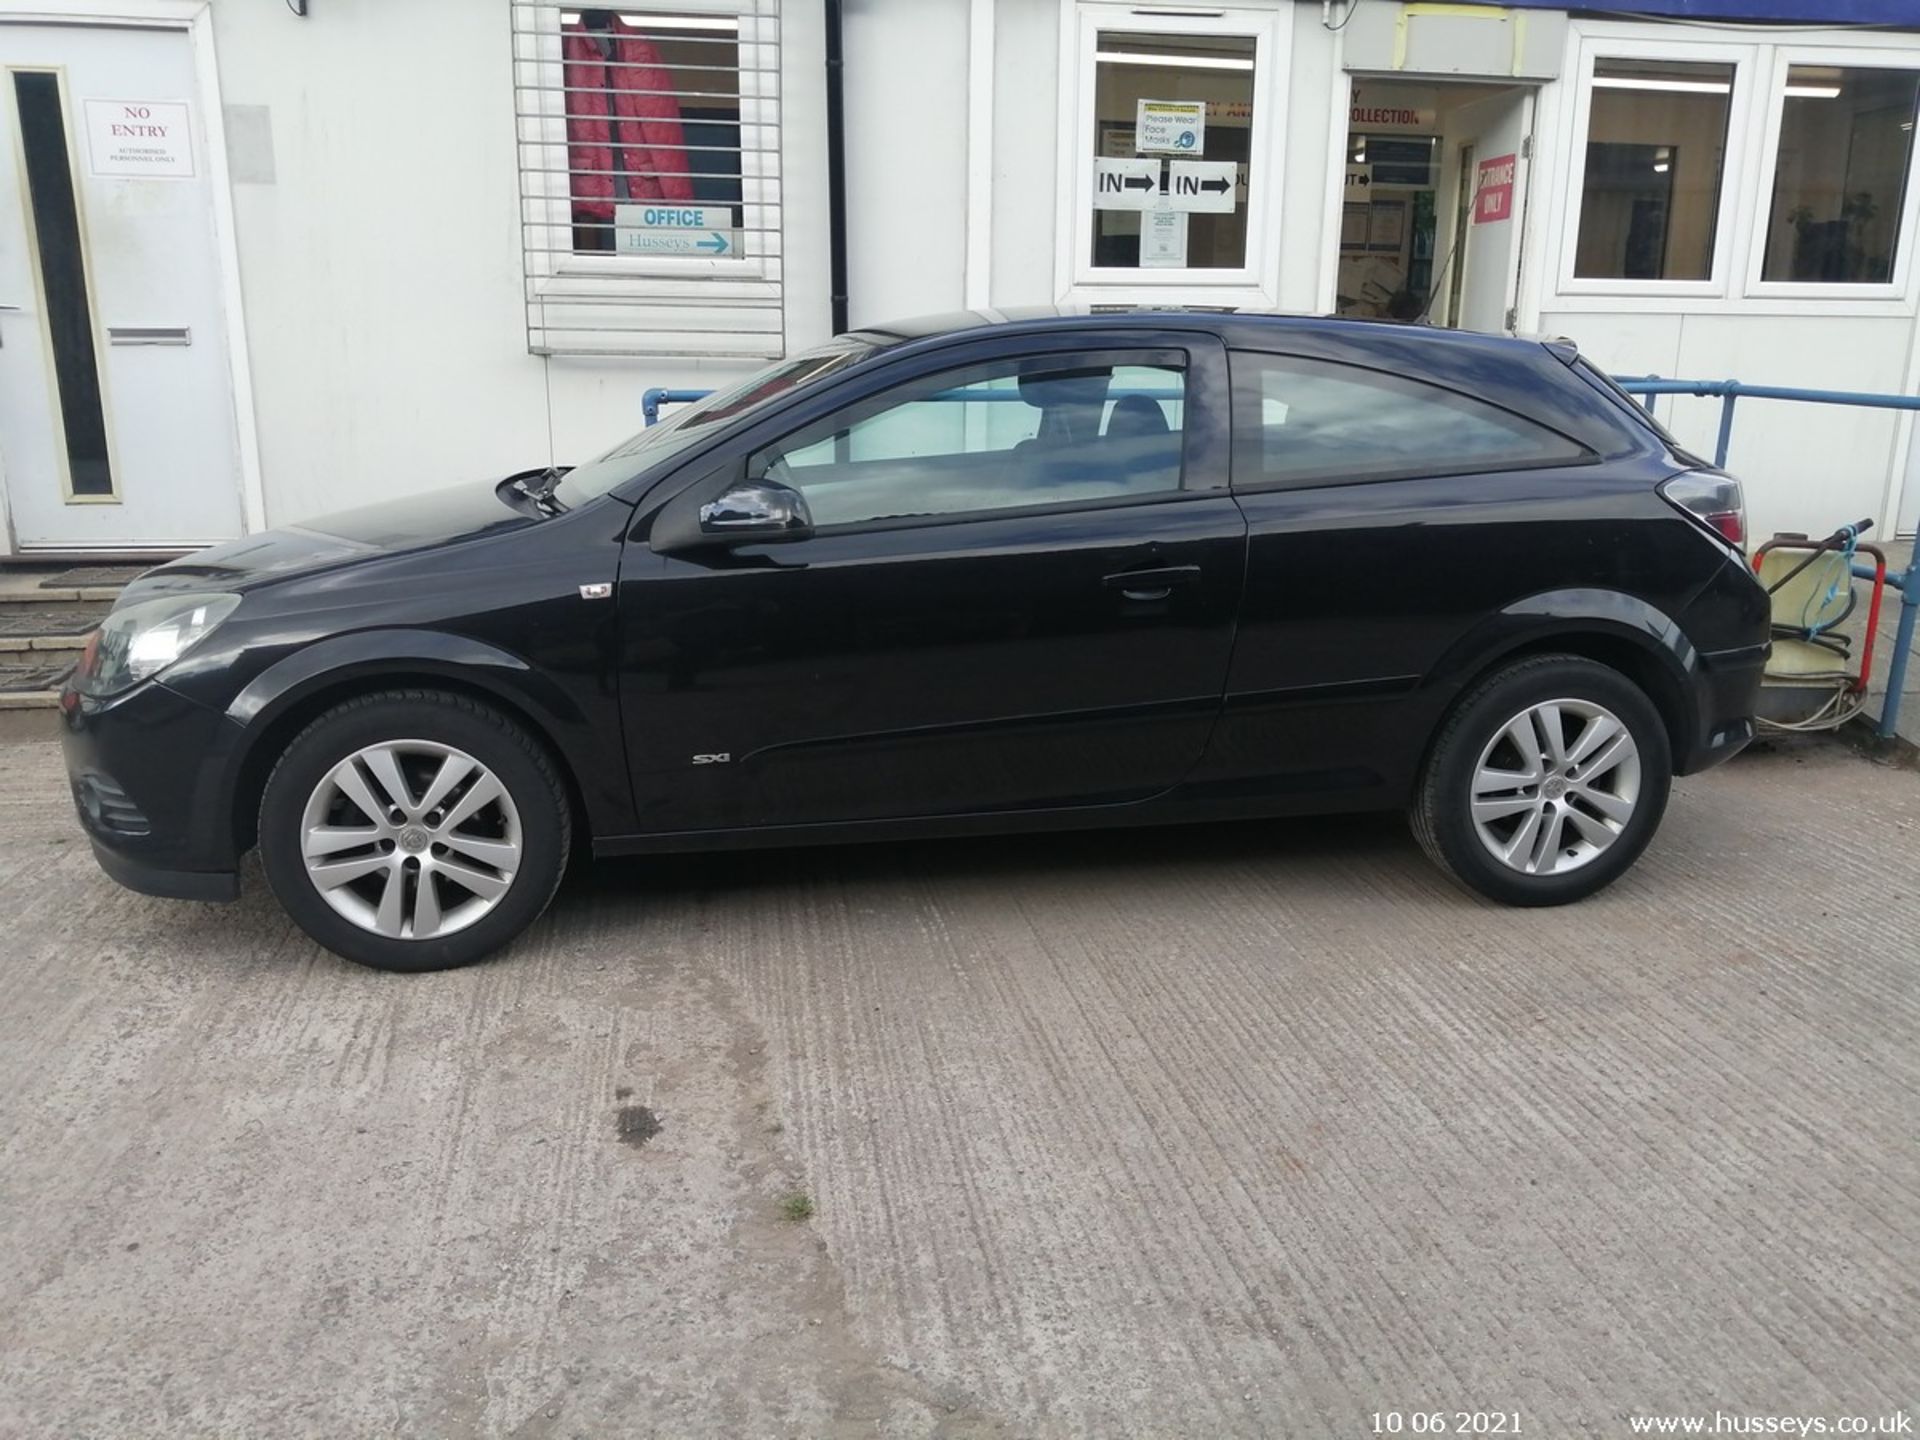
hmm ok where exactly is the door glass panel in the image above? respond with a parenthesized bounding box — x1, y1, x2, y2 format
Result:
(758, 358, 1187, 526)
(1090, 30, 1255, 271)
(1761, 64, 1920, 284)
(1576, 59, 1734, 281)
(12, 70, 112, 497)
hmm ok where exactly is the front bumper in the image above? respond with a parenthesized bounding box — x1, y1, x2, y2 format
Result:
(88, 836, 239, 901)
(59, 678, 245, 902)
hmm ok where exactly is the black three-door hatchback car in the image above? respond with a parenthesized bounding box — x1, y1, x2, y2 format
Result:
(60, 310, 1769, 971)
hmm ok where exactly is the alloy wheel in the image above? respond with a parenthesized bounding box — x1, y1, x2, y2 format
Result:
(1468, 698, 1642, 877)
(299, 739, 522, 940)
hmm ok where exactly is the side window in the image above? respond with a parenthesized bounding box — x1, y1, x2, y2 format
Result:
(1230, 352, 1588, 488)
(755, 356, 1187, 528)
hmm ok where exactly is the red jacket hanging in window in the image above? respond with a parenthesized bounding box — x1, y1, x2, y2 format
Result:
(563, 18, 695, 219)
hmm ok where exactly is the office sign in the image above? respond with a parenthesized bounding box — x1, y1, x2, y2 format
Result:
(1473, 153, 1516, 225)
(615, 203, 736, 256)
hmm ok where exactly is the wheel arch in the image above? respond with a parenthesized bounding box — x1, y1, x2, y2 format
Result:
(1421, 589, 1701, 768)
(225, 630, 605, 855)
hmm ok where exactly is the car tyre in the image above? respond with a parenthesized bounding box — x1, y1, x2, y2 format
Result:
(1411, 654, 1672, 906)
(258, 689, 571, 971)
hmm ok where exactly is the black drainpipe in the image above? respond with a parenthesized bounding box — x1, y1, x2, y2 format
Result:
(824, 0, 850, 334)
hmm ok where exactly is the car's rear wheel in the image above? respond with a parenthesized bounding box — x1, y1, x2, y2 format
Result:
(258, 690, 571, 971)
(1411, 654, 1672, 906)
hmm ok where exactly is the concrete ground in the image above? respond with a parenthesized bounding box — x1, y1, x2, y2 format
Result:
(1, 734, 1915, 1438)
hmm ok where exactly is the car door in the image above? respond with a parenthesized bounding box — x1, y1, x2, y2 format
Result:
(615, 332, 1246, 835)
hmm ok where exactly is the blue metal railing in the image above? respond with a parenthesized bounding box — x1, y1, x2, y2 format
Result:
(1615, 376, 1920, 470)
(641, 388, 716, 426)
(643, 377, 1920, 741)
(1617, 377, 1918, 740)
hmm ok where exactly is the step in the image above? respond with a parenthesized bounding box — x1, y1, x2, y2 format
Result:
(0, 656, 72, 710)
(0, 569, 144, 713)
(0, 563, 146, 606)
(0, 603, 110, 654)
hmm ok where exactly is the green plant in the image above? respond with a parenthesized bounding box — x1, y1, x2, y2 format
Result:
(779, 1191, 815, 1223)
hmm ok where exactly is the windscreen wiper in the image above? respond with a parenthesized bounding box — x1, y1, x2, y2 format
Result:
(498, 465, 572, 516)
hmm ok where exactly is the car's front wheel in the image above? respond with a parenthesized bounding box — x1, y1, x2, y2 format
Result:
(258, 689, 571, 971)
(1411, 654, 1673, 906)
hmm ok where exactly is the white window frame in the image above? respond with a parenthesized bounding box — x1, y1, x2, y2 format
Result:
(1554, 34, 1757, 302)
(1744, 43, 1920, 303)
(511, 0, 785, 357)
(1053, 0, 1289, 308)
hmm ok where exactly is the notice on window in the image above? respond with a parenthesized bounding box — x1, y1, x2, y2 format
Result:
(1136, 99, 1205, 155)
(84, 100, 194, 178)
(1140, 207, 1188, 268)
(1473, 153, 1517, 225)
(1368, 199, 1407, 250)
(615, 204, 738, 256)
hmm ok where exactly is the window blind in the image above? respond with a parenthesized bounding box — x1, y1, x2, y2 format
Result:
(511, 1, 785, 358)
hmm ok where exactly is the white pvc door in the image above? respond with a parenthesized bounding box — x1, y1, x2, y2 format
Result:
(0, 23, 242, 549)
(1448, 89, 1534, 334)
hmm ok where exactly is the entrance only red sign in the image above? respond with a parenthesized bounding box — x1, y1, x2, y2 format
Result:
(1473, 153, 1516, 225)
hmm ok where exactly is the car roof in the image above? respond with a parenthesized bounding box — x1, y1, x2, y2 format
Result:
(833, 306, 1657, 465)
(845, 305, 1570, 361)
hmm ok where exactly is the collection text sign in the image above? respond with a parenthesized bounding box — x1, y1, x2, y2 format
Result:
(84, 100, 194, 178)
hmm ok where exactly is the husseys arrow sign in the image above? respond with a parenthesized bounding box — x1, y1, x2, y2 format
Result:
(615, 204, 738, 256)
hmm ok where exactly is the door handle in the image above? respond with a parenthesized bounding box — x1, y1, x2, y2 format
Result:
(1102, 564, 1201, 602)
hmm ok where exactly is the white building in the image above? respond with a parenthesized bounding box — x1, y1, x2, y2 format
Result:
(3, 0, 1918, 558)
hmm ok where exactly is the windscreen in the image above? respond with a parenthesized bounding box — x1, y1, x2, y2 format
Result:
(554, 338, 883, 505)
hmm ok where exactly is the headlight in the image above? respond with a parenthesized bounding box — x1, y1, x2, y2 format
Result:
(72, 592, 242, 698)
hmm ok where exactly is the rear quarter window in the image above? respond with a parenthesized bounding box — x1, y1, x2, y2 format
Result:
(1230, 351, 1591, 489)
(1569, 356, 1694, 454)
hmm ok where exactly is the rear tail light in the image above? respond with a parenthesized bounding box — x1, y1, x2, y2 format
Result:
(1659, 472, 1746, 550)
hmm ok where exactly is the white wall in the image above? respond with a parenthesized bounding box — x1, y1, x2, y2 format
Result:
(209, 0, 829, 527)
(1538, 310, 1913, 540)
(1277, 3, 1338, 310)
(204, 0, 1920, 540)
(841, 0, 971, 326)
(1520, 18, 1920, 539)
(989, 0, 1061, 306)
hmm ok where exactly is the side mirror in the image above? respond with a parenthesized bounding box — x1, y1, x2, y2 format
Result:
(697, 480, 814, 542)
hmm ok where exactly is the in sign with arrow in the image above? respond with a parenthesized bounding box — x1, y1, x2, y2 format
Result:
(1092, 156, 1163, 212)
(1167, 161, 1238, 214)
